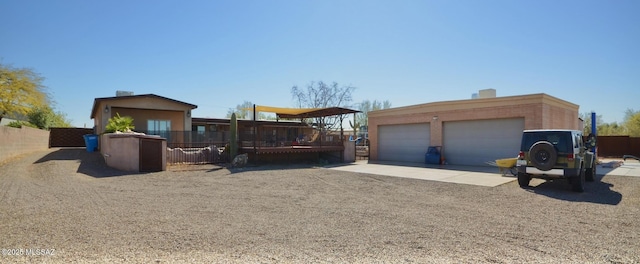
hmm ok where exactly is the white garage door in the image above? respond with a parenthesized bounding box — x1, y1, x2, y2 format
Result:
(378, 123, 430, 163)
(443, 118, 524, 166)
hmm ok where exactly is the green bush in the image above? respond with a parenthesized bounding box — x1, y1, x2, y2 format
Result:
(105, 113, 135, 133)
(26, 106, 72, 129)
(7, 120, 38, 129)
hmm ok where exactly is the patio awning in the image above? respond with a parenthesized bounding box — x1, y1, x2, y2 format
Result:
(253, 105, 360, 119)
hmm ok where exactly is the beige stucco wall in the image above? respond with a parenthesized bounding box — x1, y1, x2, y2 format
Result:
(110, 107, 185, 132)
(343, 140, 356, 163)
(101, 133, 167, 172)
(0, 126, 50, 163)
(368, 93, 579, 161)
(102, 134, 140, 172)
(93, 96, 193, 135)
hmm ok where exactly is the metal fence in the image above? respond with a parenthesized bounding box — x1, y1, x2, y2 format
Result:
(49, 127, 94, 147)
(356, 146, 369, 160)
(142, 131, 230, 164)
(595, 136, 640, 158)
(142, 129, 348, 164)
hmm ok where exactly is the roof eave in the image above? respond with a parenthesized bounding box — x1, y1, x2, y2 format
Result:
(90, 94, 197, 119)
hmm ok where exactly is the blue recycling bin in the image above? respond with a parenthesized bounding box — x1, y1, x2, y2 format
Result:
(425, 146, 441, 164)
(83, 134, 98, 152)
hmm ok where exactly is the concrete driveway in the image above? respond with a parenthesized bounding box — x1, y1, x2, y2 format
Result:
(328, 160, 517, 187)
(328, 159, 640, 187)
(599, 159, 640, 177)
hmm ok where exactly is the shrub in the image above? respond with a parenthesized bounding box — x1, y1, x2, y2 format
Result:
(105, 113, 135, 133)
(7, 120, 38, 129)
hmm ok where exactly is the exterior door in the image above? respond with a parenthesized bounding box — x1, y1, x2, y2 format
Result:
(139, 138, 163, 172)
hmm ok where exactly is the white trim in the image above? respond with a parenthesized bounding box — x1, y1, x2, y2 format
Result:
(526, 167, 564, 176)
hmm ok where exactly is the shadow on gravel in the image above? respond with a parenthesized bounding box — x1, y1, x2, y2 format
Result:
(34, 148, 143, 178)
(526, 175, 622, 205)
(225, 163, 319, 174)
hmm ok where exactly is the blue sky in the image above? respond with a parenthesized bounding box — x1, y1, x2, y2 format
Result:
(1, 0, 638, 128)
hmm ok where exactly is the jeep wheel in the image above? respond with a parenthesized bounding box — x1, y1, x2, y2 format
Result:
(517, 172, 531, 188)
(529, 141, 557, 171)
(585, 165, 597, 182)
(571, 166, 585, 192)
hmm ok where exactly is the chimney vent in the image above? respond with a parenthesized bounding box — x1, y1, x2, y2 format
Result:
(478, 88, 496, 98)
(116, 91, 134, 97)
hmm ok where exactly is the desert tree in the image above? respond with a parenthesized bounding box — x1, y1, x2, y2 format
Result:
(580, 112, 604, 135)
(0, 63, 49, 122)
(226, 101, 254, 119)
(580, 111, 636, 136)
(355, 99, 392, 128)
(290, 81, 355, 131)
(27, 105, 72, 129)
(226, 101, 275, 120)
(624, 109, 640, 137)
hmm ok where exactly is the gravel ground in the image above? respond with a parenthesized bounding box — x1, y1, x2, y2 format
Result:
(1, 148, 639, 263)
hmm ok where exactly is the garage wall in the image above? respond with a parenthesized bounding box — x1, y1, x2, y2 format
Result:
(378, 123, 430, 163)
(368, 93, 579, 162)
(443, 118, 524, 166)
(544, 104, 580, 130)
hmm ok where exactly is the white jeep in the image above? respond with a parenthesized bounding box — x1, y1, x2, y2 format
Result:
(516, 130, 597, 192)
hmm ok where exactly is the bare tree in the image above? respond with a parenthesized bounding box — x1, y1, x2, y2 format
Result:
(291, 81, 355, 131)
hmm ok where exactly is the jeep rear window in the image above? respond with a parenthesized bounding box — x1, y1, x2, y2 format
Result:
(521, 131, 571, 153)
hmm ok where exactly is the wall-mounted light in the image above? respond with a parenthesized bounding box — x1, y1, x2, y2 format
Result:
(187, 110, 191, 117)
(104, 105, 110, 113)
(432, 116, 438, 120)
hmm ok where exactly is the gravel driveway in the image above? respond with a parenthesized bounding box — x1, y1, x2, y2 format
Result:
(1, 148, 639, 263)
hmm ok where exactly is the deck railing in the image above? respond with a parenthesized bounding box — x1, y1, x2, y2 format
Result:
(238, 131, 343, 148)
(141, 130, 229, 164)
(140, 129, 346, 164)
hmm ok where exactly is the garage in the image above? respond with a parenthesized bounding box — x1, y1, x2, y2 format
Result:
(378, 123, 430, 163)
(443, 118, 524, 166)
(368, 93, 580, 163)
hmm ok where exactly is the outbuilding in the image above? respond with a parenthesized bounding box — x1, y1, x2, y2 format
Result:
(368, 91, 580, 166)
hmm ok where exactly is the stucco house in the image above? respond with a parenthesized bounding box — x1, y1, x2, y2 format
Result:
(368, 90, 580, 166)
(90, 93, 356, 164)
(90, 93, 197, 135)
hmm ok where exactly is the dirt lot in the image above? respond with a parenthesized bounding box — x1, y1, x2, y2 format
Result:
(1, 148, 639, 263)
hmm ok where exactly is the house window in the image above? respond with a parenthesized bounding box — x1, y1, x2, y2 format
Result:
(148, 120, 171, 137)
(196, 125, 205, 134)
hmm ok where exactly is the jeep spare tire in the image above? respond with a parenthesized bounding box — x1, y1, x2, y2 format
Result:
(529, 141, 557, 171)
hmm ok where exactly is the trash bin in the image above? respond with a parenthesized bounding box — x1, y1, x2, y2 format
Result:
(425, 146, 441, 164)
(83, 134, 98, 152)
